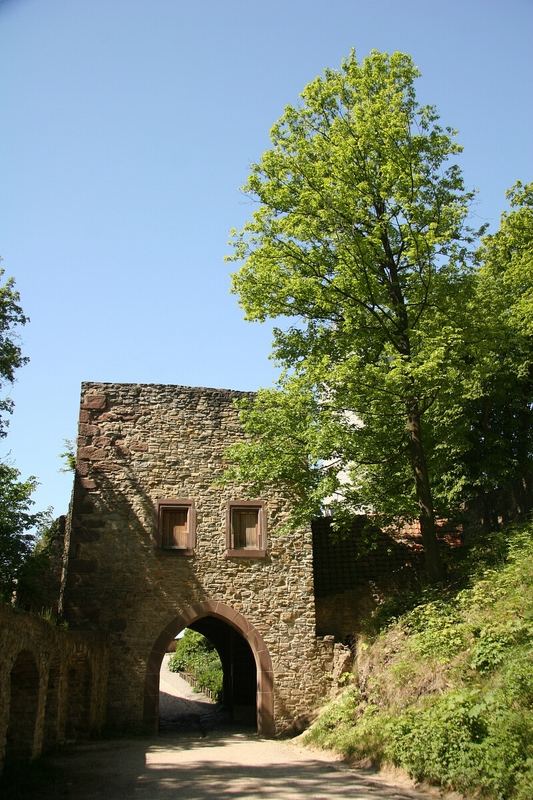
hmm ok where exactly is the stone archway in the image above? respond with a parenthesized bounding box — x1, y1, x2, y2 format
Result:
(144, 600, 274, 736)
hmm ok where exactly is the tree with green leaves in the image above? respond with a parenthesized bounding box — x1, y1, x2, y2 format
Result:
(463, 182, 533, 517)
(476, 181, 532, 348)
(0, 266, 43, 601)
(400, 180, 533, 525)
(227, 51, 482, 581)
(0, 266, 28, 437)
(0, 465, 44, 602)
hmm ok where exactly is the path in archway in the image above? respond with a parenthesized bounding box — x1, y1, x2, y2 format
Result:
(10, 733, 438, 799)
(159, 655, 230, 734)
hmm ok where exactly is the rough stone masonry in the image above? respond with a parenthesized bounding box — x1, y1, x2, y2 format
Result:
(62, 382, 336, 736)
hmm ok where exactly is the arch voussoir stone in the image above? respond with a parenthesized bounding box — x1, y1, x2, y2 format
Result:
(144, 599, 275, 736)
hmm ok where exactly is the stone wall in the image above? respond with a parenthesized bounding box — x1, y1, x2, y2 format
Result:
(312, 516, 463, 640)
(312, 517, 422, 639)
(63, 382, 335, 735)
(0, 604, 108, 772)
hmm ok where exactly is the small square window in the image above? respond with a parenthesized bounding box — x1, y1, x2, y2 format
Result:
(157, 499, 196, 555)
(226, 501, 266, 557)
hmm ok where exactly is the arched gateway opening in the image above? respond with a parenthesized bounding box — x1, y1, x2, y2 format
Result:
(144, 601, 274, 736)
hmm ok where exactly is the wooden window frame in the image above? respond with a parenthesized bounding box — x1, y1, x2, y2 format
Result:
(225, 500, 267, 558)
(156, 499, 196, 555)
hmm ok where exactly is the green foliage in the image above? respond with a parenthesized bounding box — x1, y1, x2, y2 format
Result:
(448, 181, 533, 505)
(14, 514, 61, 610)
(388, 689, 532, 798)
(226, 48, 532, 582)
(304, 521, 533, 798)
(168, 630, 223, 700)
(477, 181, 533, 342)
(401, 600, 467, 661)
(59, 439, 76, 473)
(0, 266, 45, 602)
(469, 621, 530, 674)
(0, 267, 28, 439)
(306, 691, 392, 766)
(0, 464, 47, 602)
(226, 49, 490, 579)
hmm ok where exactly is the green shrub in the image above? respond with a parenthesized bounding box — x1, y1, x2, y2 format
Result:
(304, 688, 360, 747)
(470, 620, 531, 673)
(402, 600, 467, 661)
(305, 690, 392, 765)
(168, 630, 223, 700)
(498, 647, 533, 708)
(304, 521, 533, 799)
(389, 688, 532, 798)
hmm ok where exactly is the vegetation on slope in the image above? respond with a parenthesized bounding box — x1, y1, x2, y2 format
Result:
(168, 629, 223, 700)
(304, 522, 533, 799)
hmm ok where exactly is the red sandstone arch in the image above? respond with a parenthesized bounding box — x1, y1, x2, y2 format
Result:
(144, 600, 274, 736)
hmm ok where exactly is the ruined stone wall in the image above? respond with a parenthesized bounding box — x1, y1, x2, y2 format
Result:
(312, 517, 422, 639)
(312, 516, 463, 640)
(63, 382, 334, 735)
(0, 603, 108, 772)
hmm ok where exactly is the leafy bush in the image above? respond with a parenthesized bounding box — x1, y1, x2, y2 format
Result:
(304, 521, 533, 799)
(402, 600, 467, 661)
(305, 692, 392, 766)
(388, 689, 532, 797)
(0, 465, 47, 602)
(168, 630, 223, 700)
(470, 620, 530, 673)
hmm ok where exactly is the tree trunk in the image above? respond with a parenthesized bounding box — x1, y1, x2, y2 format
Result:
(378, 228, 444, 581)
(405, 400, 444, 582)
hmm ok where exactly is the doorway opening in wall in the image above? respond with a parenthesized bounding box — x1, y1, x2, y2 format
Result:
(158, 617, 257, 735)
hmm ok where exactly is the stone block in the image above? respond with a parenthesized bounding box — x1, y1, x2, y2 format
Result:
(78, 446, 106, 461)
(81, 394, 107, 410)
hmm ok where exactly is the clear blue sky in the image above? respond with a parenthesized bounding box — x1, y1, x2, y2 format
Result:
(1, 0, 532, 518)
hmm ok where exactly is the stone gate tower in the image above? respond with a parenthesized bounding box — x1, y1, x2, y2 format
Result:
(62, 383, 334, 735)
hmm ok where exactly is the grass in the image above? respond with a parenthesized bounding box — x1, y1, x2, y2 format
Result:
(304, 521, 533, 799)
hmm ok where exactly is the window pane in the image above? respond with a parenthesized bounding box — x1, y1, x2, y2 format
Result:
(232, 509, 259, 549)
(162, 508, 188, 548)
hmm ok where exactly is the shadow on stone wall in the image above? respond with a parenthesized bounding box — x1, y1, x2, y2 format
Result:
(312, 488, 533, 642)
(312, 516, 425, 640)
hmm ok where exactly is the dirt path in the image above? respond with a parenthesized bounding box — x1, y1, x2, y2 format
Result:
(159, 655, 229, 733)
(3, 663, 436, 799)
(23, 732, 435, 799)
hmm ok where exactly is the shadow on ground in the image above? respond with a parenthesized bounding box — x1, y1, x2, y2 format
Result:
(158, 690, 232, 736)
(1, 732, 430, 800)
